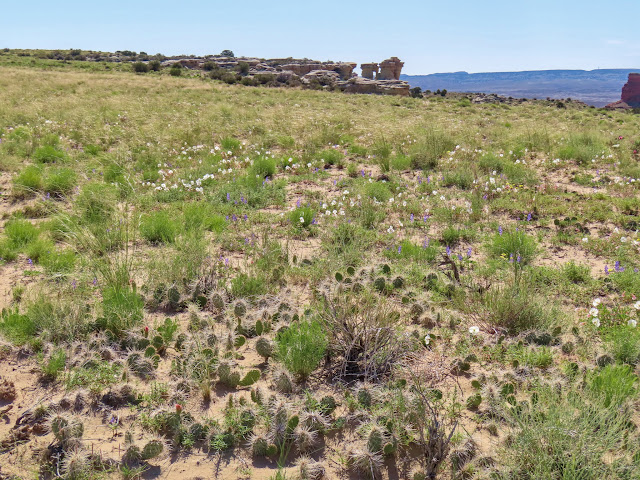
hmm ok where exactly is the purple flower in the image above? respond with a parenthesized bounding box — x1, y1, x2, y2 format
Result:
(427, 176, 431, 184)
(604, 265, 609, 275)
(410, 214, 414, 222)
(224, 258, 229, 267)
(296, 198, 301, 207)
(467, 247, 472, 258)
(361, 169, 365, 177)
(92, 277, 98, 286)
(72, 280, 77, 289)
(516, 255, 521, 263)
(498, 226, 503, 235)
(509, 253, 514, 263)
(226, 192, 230, 201)
(457, 254, 463, 261)
(446, 246, 451, 256)
(423, 238, 429, 248)
(27, 258, 33, 266)
(483, 194, 488, 200)
(527, 213, 532, 221)
(423, 214, 429, 222)
(398, 246, 402, 254)
(418, 176, 422, 184)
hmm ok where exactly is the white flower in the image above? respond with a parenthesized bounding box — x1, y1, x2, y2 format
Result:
(589, 307, 599, 317)
(468, 326, 480, 335)
(592, 298, 601, 307)
(424, 335, 430, 346)
(582, 237, 588, 243)
(634, 301, 640, 310)
(628, 319, 637, 328)
(592, 318, 600, 327)
(387, 226, 394, 233)
(299, 217, 305, 223)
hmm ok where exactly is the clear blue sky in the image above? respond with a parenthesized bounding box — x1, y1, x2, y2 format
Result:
(3, 0, 639, 75)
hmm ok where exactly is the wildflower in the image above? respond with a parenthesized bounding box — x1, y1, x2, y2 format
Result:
(593, 298, 601, 307)
(468, 326, 480, 335)
(175, 404, 183, 413)
(592, 318, 600, 327)
(424, 335, 430, 346)
(466, 247, 472, 258)
(604, 265, 609, 275)
(633, 301, 640, 310)
(498, 226, 503, 235)
(398, 246, 402, 254)
(628, 319, 637, 328)
(446, 246, 451, 256)
(589, 307, 599, 317)
(299, 216, 305, 224)
(582, 237, 588, 243)
(527, 213, 532, 221)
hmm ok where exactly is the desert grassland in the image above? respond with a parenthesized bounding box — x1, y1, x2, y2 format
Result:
(0, 65, 640, 480)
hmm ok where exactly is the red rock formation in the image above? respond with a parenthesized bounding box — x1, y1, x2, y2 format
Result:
(621, 73, 640, 106)
(606, 73, 640, 109)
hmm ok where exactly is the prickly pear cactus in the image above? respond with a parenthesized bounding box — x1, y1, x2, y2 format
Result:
(141, 439, 164, 460)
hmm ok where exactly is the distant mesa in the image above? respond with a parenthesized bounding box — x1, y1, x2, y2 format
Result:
(605, 73, 640, 109)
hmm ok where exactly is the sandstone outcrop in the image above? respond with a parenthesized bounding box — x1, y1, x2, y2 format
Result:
(605, 73, 640, 109)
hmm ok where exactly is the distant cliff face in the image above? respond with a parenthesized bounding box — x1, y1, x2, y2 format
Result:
(402, 69, 640, 107)
(621, 73, 640, 106)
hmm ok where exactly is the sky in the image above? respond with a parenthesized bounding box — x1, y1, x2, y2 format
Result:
(2, 0, 639, 75)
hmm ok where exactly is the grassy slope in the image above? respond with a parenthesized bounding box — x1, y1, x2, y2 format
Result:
(0, 62, 639, 479)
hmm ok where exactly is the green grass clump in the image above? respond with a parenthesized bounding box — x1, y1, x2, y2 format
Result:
(33, 145, 67, 163)
(363, 182, 391, 203)
(43, 167, 77, 197)
(409, 129, 456, 170)
(249, 156, 276, 179)
(385, 239, 440, 263)
(604, 325, 640, 365)
(183, 203, 226, 233)
(316, 149, 343, 167)
(75, 183, 117, 223)
(487, 227, 537, 266)
(484, 284, 552, 334)
(99, 286, 144, 337)
(140, 211, 178, 244)
(588, 364, 638, 407)
(290, 206, 315, 229)
(13, 165, 43, 196)
(276, 319, 327, 380)
(41, 249, 76, 275)
(556, 133, 605, 165)
(230, 273, 267, 298)
(0, 309, 37, 345)
(5, 219, 39, 248)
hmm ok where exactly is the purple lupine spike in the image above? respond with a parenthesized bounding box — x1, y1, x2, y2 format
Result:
(604, 265, 609, 275)
(467, 247, 472, 258)
(498, 226, 503, 235)
(527, 213, 532, 221)
(410, 214, 414, 222)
